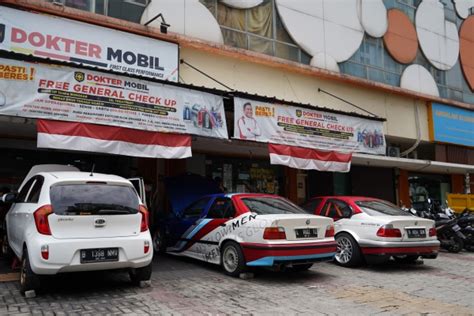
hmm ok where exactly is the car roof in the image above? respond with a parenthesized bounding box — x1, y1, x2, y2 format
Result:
(40, 171, 131, 184)
(311, 196, 382, 202)
(204, 193, 286, 199)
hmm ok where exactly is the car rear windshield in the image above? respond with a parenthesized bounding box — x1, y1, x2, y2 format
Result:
(355, 200, 408, 216)
(50, 184, 139, 215)
(241, 197, 306, 215)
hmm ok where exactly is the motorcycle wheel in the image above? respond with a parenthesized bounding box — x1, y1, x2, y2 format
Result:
(447, 237, 464, 253)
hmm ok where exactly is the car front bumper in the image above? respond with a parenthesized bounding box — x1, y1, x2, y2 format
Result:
(241, 241, 337, 267)
(27, 233, 153, 275)
(359, 239, 440, 257)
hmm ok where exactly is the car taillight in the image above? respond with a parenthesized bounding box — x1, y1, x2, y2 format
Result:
(263, 227, 286, 240)
(429, 227, 437, 237)
(376, 225, 402, 238)
(139, 205, 149, 232)
(325, 225, 335, 237)
(144, 240, 150, 254)
(41, 245, 49, 260)
(34, 205, 53, 235)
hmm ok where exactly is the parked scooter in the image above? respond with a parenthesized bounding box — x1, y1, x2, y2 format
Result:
(457, 208, 474, 251)
(435, 216, 466, 253)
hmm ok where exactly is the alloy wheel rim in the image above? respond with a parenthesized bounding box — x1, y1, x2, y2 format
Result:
(335, 237, 353, 264)
(223, 246, 238, 272)
(153, 231, 162, 252)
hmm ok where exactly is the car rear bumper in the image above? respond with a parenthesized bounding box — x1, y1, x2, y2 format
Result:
(27, 233, 153, 275)
(359, 239, 440, 257)
(241, 241, 337, 267)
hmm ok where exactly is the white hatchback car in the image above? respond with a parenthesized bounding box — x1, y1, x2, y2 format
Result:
(2, 165, 153, 294)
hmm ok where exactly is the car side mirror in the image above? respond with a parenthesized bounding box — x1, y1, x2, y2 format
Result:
(1, 192, 17, 204)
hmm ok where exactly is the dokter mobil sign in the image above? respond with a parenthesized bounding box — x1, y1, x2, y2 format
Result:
(234, 97, 385, 155)
(0, 58, 227, 139)
(0, 6, 178, 82)
(430, 102, 473, 147)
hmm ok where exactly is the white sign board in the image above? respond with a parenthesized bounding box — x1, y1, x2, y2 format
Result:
(234, 97, 385, 155)
(0, 6, 179, 81)
(0, 58, 228, 139)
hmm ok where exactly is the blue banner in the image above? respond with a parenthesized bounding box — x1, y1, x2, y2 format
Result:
(431, 103, 474, 147)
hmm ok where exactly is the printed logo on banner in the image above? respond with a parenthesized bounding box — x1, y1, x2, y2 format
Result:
(74, 72, 85, 82)
(356, 128, 385, 149)
(296, 109, 302, 118)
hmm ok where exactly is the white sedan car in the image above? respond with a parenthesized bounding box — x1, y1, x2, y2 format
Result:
(2, 165, 153, 294)
(302, 196, 440, 267)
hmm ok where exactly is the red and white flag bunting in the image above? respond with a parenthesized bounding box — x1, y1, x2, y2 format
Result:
(268, 144, 352, 172)
(37, 120, 192, 159)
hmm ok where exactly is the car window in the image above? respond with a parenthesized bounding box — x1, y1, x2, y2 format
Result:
(355, 200, 407, 216)
(301, 198, 323, 213)
(333, 200, 352, 218)
(182, 197, 211, 219)
(207, 198, 235, 219)
(26, 176, 44, 203)
(241, 197, 306, 215)
(50, 184, 139, 215)
(16, 177, 36, 203)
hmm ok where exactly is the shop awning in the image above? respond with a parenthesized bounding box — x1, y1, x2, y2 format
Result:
(352, 153, 474, 174)
(37, 120, 192, 159)
(268, 144, 352, 172)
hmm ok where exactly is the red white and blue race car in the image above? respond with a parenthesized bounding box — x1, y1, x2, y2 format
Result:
(155, 192, 336, 276)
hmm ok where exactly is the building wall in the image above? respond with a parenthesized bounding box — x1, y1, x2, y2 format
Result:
(180, 47, 430, 141)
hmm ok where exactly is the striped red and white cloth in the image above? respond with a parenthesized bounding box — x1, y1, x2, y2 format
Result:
(37, 120, 192, 159)
(268, 143, 352, 172)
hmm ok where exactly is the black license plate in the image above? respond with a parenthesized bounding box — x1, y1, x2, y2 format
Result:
(406, 228, 426, 238)
(80, 248, 119, 263)
(295, 228, 318, 238)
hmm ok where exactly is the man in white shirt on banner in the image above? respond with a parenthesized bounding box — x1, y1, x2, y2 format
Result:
(237, 102, 261, 140)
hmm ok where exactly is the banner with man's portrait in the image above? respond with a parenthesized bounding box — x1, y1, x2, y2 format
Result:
(233, 97, 386, 155)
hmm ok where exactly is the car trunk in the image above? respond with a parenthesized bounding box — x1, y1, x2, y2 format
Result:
(379, 216, 435, 242)
(48, 181, 141, 239)
(265, 214, 333, 241)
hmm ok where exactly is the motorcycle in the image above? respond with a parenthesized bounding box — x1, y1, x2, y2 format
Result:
(435, 216, 466, 253)
(457, 208, 474, 252)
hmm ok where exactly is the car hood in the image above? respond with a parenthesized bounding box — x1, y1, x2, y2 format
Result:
(164, 173, 221, 215)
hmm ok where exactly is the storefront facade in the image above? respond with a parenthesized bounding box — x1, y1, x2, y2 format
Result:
(0, 0, 472, 215)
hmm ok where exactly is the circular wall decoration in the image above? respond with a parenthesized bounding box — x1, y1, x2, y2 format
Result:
(357, 0, 388, 38)
(276, 0, 364, 63)
(310, 53, 340, 73)
(383, 9, 417, 64)
(459, 16, 474, 91)
(400, 64, 439, 97)
(141, 0, 224, 44)
(415, 0, 459, 71)
(220, 0, 264, 9)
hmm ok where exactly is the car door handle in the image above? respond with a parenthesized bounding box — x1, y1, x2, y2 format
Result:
(220, 223, 227, 227)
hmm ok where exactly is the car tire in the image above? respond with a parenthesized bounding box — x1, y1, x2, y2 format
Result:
(335, 233, 362, 267)
(393, 255, 419, 263)
(447, 237, 464, 253)
(20, 248, 41, 295)
(291, 263, 313, 272)
(221, 241, 246, 277)
(129, 263, 152, 285)
(152, 229, 167, 254)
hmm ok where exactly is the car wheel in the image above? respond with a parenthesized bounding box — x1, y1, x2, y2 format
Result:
(335, 233, 362, 267)
(129, 263, 152, 285)
(221, 241, 246, 277)
(447, 237, 464, 253)
(291, 263, 313, 272)
(20, 248, 41, 295)
(152, 229, 166, 254)
(393, 255, 419, 263)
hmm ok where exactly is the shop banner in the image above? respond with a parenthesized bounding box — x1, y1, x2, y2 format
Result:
(0, 6, 179, 82)
(0, 58, 228, 139)
(268, 144, 352, 172)
(233, 97, 385, 154)
(430, 102, 473, 147)
(37, 120, 192, 159)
